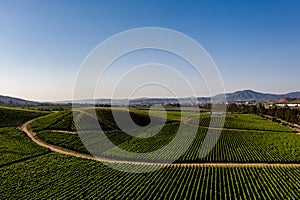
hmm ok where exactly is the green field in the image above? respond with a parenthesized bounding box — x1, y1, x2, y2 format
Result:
(1, 106, 300, 199)
(30, 110, 76, 132)
(181, 129, 300, 163)
(191, 114, 294, 132)
(1, 153, 300, 199)
(29, 108, 300, 163)
(0, 127, 49, 166)
(0, 107, 49, 166)
(0, 106, 47, 127)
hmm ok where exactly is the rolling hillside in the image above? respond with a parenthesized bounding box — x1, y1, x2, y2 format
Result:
(215, 90, 300, 102)
(0, 95, 40, 107)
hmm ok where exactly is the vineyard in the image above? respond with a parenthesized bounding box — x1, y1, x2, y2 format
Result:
(30, 107, 168, 132)
(0, 107, 50, 166)
(180, 129, 300, 163)
(102, 127, 300, 163)
(30, 110, 76, 132)
(36, 130, 89, 154)
(1, 106, 300, 199)
(189, 114, 294, 132)
(1, 153, 300, 199)
(29, 108, 300, 163)
(0, 127, 48, 166)
(0, 106, 46, 127)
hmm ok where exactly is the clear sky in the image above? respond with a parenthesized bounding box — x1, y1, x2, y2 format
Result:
(0, 0, 299, 101)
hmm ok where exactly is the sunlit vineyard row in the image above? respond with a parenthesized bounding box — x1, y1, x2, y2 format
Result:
(0, 106, 46, 127)
(1, 153, 300, 199)
(0, 127, 48, 166)
(29, 108, 300, 163)
(189, 114, 294, 132)
(30, 110, 77, 132)
(30, 108, 167, 132)
(103, 127, 300, 163)
(180, 129, 300, 163)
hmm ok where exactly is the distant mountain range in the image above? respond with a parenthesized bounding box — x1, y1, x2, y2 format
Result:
(216, 90, 300, 102)
(60, 90, 300, 104)
(1, 90, 300, 107)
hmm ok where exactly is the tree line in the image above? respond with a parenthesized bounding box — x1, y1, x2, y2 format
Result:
(227, 103, 300, 125)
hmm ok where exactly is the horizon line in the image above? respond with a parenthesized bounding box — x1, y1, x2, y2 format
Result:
(1, 89, 300, 103)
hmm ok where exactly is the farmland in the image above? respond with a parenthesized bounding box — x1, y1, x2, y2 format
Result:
(0, 106, 47, 127)
(191, 114, 294, 132)
(0, 107, 49, 166)
(0, 127, 49, 166)
(1, 106, 300, 198)
(28, 108, 300, 163)
(30, 110, 76, 132)
(1, 153, 300, 199)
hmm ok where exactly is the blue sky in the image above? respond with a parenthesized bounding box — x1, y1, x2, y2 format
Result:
(0, 0, 299, 101)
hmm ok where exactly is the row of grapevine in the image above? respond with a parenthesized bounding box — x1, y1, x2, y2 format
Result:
(0, 127, 48, 166)
(30, 107, 167, 133)
(34, 115, 300, 163)
(30, 110, 76, 131)
(189, 114, 294, 132)
(180, 128, 300, 163)
(36, 129, 134, 155)
(93, 125, 300, 163)
(0, 106, 46, 127)
(1, 153, 300, 199)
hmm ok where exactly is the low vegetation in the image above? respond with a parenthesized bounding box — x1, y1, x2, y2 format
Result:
(29, 108, 300, 163)
(0, 106, 46, 127)
(1, 106, 300, 198)
(181, 129, 300, 163)
(189, 114, 294, 132)
(1, 153, 300, 199)
(227, 103, 300, 125)
(30, 110, 76, 132)
(0, 128, 48, 166)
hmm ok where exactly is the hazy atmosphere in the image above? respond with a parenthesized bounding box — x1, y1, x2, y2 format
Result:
(1, 0, 300, 101)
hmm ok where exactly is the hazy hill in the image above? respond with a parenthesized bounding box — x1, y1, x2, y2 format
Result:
(2, 90, 300, 106)
(218, 90, 300, 102)
(0, 95, 40, 107)
(61, 90, 300, 104)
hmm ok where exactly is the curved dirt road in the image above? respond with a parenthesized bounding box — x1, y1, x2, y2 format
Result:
(19, 117, 300, 168)
(19, 119, 98, 161)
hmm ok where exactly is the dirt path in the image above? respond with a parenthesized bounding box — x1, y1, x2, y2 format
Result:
(19, 119, 98, 161)
(19, 117, 300, 168)
(50, 130, 77, 134)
